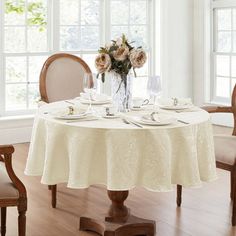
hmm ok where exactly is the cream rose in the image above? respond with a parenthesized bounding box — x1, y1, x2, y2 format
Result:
(105, 42, 112, 50)
(95, 53, 111, 73)
(113, 46, 129, 61)
(116, 37, 123, 46)
(129, 49, 147, 68)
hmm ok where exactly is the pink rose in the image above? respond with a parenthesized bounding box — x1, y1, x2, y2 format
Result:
(130, 49, 147, 68)
(95, 53, 111, 73)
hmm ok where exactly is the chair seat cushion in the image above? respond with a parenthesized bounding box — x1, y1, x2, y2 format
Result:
(214, 135, 236, 165)
(0, 162, 19, 199)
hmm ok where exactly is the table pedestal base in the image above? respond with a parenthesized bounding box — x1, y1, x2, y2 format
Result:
(80, 214, 156, 236)
(79, 190, 156, 236)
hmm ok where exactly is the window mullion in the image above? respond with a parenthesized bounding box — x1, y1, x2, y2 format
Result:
(148, 0, 154, 76)
(104, 0, 110, 43)
(0, 0, 5, 116)
(212, 0, 236, 9)
(128, 0, 131, 38)
(52, 0, 59, 53)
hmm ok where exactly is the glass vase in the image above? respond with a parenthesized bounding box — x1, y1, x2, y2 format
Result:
(111, 72, 132, 112)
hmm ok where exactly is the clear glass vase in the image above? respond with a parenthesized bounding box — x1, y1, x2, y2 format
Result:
(111, 72, 132, 112)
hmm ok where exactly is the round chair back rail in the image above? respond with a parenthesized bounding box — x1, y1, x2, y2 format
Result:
(39, 53, 93, 103)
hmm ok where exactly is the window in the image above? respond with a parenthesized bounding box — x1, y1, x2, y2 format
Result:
(0, 0, 49, 116)
(212, 0, 236, 103)
(0, 0, 155, 116)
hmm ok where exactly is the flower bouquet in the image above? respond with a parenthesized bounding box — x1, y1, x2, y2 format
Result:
(95, 34, 147, 112)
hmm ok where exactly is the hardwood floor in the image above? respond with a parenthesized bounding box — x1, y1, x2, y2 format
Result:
(3, 126, 236, 236)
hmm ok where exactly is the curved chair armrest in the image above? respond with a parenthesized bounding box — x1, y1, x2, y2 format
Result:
(0, 145, 14, 155)
(201, 106, 232, 113)
(0, 145, 27, 198)
(0, 145, 14, 162)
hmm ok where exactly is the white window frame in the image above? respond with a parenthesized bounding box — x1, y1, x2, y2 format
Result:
(0, 0, 52, 117)
(0, 0, 156, 117)
(211, 0, 236, 104)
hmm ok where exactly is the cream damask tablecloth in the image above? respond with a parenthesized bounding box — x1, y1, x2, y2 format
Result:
(25, 101, 217, 191)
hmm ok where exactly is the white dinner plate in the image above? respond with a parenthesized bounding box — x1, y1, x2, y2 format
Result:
(134, 114, 177, 126)
(52, 112, 88, 120)
(80, 99, 111, 105)
(159, 104, 193, 110)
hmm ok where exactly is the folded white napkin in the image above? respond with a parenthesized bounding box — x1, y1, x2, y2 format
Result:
(142, 113, 160, 122)
(80, 92, 110, 101)
(157, 98, 192, 106)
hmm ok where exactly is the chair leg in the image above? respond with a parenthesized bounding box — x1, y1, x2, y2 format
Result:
(51, 184, 57, 208)
(177, 185, 182, 207)
(1, 207, 6, 236)
(231, 171, 234, 200)
(18, 209, 26, 236)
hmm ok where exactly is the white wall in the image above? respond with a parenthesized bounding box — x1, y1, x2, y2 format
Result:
(0, 116, 33, 145)
(161, 0, 194, 98)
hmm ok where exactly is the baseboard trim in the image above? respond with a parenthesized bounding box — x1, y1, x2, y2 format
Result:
(0, 126, 32, 145)
(0, 116, 34, 144)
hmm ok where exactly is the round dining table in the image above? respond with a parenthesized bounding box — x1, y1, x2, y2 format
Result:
(25, 100, 217, 236)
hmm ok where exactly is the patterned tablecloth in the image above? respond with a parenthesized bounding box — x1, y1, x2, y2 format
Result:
(25, 100, 217, 191)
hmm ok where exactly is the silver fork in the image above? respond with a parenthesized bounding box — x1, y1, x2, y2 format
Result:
(122, 118, 143, 128)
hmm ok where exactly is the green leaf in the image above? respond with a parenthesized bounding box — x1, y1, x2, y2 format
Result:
(109, 45, 118, 52)
(122, 34, 127, 44)
(5, 0, 46, 31)
(98, 48, 108, 53)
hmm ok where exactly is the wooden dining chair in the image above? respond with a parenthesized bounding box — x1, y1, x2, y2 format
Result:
(39, 53, 92, 103)
(39, 53, 92, 208)
(0, 145, 27, 236)
(176, 84, 236, 226)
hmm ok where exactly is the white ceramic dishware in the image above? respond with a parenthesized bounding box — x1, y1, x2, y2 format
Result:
(132, 98, 149, 108)
(102, 105, 118, 118)
(134, 113, 177, 126)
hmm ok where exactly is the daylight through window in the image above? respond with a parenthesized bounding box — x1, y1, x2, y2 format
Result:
(0, 0, 155, 116)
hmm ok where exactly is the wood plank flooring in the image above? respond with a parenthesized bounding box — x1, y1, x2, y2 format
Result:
(3, 125, 236, 236)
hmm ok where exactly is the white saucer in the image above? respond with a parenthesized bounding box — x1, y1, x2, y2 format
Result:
(102, 114, 119, 119)
(131, 107, 145, 111)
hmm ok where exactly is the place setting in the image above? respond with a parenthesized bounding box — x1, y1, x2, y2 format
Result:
(132, 112, 178, 126)
(157, 97, 199, 112)
(44, 105, 98, 122)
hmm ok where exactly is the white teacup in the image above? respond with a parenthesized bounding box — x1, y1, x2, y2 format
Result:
(132, 98, 149, 108)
